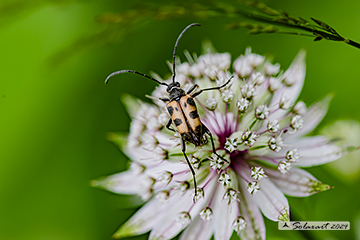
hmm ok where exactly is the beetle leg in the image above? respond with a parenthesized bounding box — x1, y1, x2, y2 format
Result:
(191, 76, 234, 98)
(166, 118, 176, 132)
(181, 137, 198, 203)
(202, 124, 229, 163)
(160, 98, 170, 102)
(186, 84, 199, 94)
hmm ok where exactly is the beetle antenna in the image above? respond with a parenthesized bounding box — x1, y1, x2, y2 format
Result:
(105, 70, 168, 86)
(172, 23, 201, 84)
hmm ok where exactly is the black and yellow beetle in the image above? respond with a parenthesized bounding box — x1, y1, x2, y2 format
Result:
(105, 23, 232, 201)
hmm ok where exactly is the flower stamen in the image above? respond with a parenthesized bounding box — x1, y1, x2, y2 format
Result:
(290, 114, 304, 132)
(218, 172, 232, 188)
(236, 98, 251, 114)
(223, 188, 240, 204)
(286, 149, 300, 163)
(225, 137, 239, 153)
(176, 212, 191, 226)
(193, 187, 205, 201)
(241, 131, 258, 147)
(267, 119, 280, 133)
(247, 181, 260, 194)
(278, 161, 291, 174)
(157, 171, 173, 185)
(232, 216, 247, 235)
(255, 104, 270, 120)
(250, 166, 267, 181)
(199, 207, 213, 221)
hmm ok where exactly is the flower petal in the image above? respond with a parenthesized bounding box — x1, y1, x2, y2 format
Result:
(286, 135, 328, 148)
(148, 193, 193, 240)
(179, 177, 218, 240)
(149, 175, 216, 240)
(203, 111, 226, 136)
(253, 178, 290, 222)
(113, 197, 164, 238)
(213, 185, 238, 240)
(265, 135, 346, 167)
(269, 50, 306, 121)
(238, 179, 266, 240)
(265, 167, 332, 197)
(287, 94, 331, 140)
(266, 135, 329, 159)
(144, 161, 188, 180)
(121, 94, 144, 117)
(179, 215, 214, 240)
(92, 171, 151, 196)
(293, 142, 344, 167)
(122, 141, 175, 167)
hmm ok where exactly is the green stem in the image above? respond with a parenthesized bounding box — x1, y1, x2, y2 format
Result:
(346, 39, 360, 50)
(234, 9, 360, 49)
(236, 10, 316, 34)
(272, 31, 314, 37)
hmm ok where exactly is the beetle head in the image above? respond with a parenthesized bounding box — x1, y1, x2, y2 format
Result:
(166, 82, 181, 92)
(167, 81, 185, 100)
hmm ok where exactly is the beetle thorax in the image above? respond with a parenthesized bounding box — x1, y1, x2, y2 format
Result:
(169, 87, 185, 101)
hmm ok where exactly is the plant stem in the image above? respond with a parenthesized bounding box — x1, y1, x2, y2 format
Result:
(346, 39, 360, 49)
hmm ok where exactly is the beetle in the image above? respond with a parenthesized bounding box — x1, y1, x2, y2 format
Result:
(105, 23, 232, 201)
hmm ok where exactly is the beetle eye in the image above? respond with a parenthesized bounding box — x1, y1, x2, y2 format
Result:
(176, 82, 180, 87)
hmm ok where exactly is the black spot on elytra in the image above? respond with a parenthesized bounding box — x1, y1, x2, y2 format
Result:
(195, 125, 202, 135)
(184, 102, 187, 108)
(175, 107, 179, 111)
(187, 97, 196, 106)
(189, 110, 199, 119)
(174, 118, 183, 126)
(167, 106, 174, 115)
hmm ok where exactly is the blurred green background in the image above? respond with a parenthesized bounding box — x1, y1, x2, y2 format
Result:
(0, 0, 359, 240)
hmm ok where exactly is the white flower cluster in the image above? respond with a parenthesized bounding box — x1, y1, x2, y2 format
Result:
(94, 47, 348, 240)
